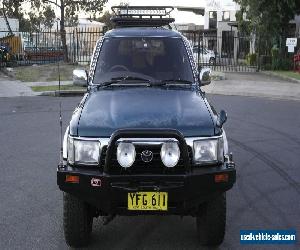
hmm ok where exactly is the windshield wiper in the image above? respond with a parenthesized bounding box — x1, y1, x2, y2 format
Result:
(96, 76, 151, 88)
(97, 79, 121, 87)
(149, 79, 193, 86)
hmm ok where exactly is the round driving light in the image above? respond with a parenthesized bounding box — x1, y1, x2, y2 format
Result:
(117, 142, 136, 168)
(160, 142, 180, 168)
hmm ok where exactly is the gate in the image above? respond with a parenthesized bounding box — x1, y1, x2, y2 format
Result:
(181, 30, 258, 72)
(68, 28, 103, 64)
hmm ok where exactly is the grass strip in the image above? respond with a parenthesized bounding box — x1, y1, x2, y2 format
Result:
(273, 71, 300, 81)
(31, 85, 85, 92)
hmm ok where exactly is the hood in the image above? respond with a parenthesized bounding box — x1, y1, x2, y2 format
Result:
(71, 87, 216, 137)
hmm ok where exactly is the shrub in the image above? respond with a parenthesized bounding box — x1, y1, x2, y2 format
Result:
(271, 47, 293, 70)
(271, 57, 293, 71)
(271, 47, 279, 58)
(263, 63, 272, 70)
(246, 53, 257, 66)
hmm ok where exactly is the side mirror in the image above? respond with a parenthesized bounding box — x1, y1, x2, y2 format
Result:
(199, 67, 211, 86)
(217, 110, 227, 127)
(73, 69, 88, 86)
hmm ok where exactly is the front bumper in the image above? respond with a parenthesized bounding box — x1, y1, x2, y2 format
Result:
(57, 163, 236, 216)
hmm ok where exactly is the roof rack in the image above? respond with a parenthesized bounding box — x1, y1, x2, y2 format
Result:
(111, 6, 175, 27)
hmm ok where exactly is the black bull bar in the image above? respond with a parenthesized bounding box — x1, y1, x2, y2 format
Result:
(104, 128, 191, 173)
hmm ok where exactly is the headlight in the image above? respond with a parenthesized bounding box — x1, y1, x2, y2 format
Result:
(160, 142, 180, 168)
(67, 137, 100, 165)
(117, 142, 136, 168)
(193, 138, 223, 164)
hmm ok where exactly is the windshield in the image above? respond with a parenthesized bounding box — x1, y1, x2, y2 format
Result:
(93, 37, 194, 84)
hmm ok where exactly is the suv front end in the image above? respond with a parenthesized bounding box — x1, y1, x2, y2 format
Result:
(57, 5, 236, 248)
(58, 129, 235, 215)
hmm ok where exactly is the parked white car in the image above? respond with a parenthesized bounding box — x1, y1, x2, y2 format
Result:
(193, 46, 216, 65)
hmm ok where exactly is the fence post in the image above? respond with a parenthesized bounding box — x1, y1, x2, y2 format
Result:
(256, 35, 260, 72)
(76, 28, 79, 63)
(72, 30, 75, 63)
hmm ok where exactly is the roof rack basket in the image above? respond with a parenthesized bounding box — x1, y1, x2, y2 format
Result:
(111, 6, 175, 27)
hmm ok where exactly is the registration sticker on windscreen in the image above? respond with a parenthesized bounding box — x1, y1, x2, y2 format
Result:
(128, 192, 168, 211)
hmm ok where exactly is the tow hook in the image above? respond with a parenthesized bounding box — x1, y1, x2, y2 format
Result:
(102, 214, 116, 225)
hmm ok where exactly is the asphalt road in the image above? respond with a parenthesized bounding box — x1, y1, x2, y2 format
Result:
(0, 95, 299, 250)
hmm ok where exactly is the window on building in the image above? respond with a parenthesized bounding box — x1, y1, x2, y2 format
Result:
(209, 11, 217, 29)
(222, 11, 230, 21)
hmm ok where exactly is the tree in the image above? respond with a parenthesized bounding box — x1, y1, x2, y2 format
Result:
(1, 0, 29, 31)
(26, 5, 56, 31)
(235, 0, 300, 48)
(97, 11, 114, 30)
(97, 2, 129, 31)
(31, 0, 108, 61)
(235, 0, 300, 70)
(1, 0, 24, 18)
(27, 10, 42, 32)
(65, 7, 78, 27)
(42, 5, 56, 30)
(1, 0, 55, 32)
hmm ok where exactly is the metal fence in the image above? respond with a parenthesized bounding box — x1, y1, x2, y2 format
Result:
(181, 30, 258, 72)
(181, 30, 300, 72)
(1, 28, 298, 72)
(0, 28, 104, 67)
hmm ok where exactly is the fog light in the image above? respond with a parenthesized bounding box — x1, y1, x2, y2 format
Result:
(117, 142, 136, 168)
(160, 142, 180, 168)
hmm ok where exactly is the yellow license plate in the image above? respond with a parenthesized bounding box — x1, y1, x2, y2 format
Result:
(128, 192, 168, 211)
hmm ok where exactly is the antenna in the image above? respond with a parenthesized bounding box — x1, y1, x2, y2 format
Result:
(58, 61, 63, 166)
(58, 61, 61, 94)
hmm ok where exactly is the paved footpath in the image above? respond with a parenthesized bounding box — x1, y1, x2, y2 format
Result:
(0, 75, 36, 97)
(203, 72, 300, 101)
(0, 73, 72, 97)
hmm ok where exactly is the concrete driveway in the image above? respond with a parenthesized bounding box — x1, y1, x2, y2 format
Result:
(203, 72, 300, 101)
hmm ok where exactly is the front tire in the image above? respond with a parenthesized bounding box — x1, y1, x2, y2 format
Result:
(196, 193, 226, 246)
(63, 193, 93, 247)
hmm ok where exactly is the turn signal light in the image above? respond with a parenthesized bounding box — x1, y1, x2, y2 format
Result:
(65, 175, 80, 183)
(215, 173, 228, 183)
